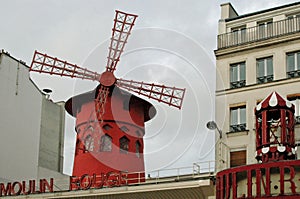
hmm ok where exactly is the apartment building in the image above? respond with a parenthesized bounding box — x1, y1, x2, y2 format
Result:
(215, 2, 300, 198)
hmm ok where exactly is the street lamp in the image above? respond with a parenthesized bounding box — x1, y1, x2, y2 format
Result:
(206, 121, 222, 139)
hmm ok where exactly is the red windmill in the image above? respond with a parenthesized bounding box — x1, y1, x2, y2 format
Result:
(29, 10, 185, 185)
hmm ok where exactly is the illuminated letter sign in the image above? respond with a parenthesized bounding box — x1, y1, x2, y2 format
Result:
(0, 178, 53, 197)
(70, 172, 127, 191)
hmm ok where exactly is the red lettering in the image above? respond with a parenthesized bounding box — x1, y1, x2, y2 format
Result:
(11, 182, 22, 195)
(225, 173, 230, 199)
(0, 183, 12, 196)
(69, 176, 80, 191)
(120, 172, 128, 185)
(69, 172, 128, 191)
(41, 178, 54, 193)
(22, 180, 32, 195)
(232, 172, 237, 198)
(0, 178, 53, 197)
(280, 166, 296, 195)
(94, 173, 105, 188)
(80, 174, 92, 190)
(247, 170, 252, 197)
(30, 180, 39, 194)
(256, 169, 261, 197)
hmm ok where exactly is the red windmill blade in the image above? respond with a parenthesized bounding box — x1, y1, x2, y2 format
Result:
(106, 10, 138, 73)
(29, 10, 186, 125)
(116, 79, 186, 109)
(30, 51, 100, 81)
(95, 10, 138, 122)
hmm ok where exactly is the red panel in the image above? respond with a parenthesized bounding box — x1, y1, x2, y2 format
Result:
(71, 87, 150, 185)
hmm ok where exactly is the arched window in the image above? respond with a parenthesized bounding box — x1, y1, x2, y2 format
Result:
(100, 134, 112, 152)
(103, 124, 112, 131)
(84, 135, 94, 152)
(135, 141, 141, 158)
(120, 136, 129, 153)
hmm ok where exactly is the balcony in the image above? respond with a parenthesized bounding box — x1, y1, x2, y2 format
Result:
(257, 75, 273, 84)
(287, 70, 300, 78)
(229, 123, 246, 132)
(218, 16, 300, 49)
(230, 80, 246, 89)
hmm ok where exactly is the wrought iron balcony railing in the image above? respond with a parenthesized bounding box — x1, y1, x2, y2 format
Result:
(230, 80, 246, 89)
(257, 75, 273, 84)
(230, 123, 246, 132)
(287, 70, 300, 78)
(218, 16, 300, 49)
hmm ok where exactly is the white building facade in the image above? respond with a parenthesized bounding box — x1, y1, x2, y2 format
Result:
(215, 1, 300, 172)
(215, 2, 300, 197)
(0, 50, 67, 184)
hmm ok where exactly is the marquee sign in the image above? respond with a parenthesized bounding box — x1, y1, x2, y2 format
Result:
(0, 178, 53, 197)
(0, 171, 128, 197)
(216, 160, 300, 198)
(69, 171, 127, 190)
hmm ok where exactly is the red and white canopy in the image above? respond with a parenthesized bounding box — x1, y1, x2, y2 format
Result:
(256, 91, 294, 112)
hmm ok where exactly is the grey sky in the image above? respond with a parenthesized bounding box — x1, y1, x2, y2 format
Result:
(0, 0, 297, 175)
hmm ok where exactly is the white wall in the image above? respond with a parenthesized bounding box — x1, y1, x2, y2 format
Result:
(0, 52, 66, 182)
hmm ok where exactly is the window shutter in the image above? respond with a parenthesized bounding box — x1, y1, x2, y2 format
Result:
(230, 150, 246, 167)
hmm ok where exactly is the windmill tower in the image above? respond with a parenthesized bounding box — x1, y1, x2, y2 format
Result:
(29, 10, 185, 184)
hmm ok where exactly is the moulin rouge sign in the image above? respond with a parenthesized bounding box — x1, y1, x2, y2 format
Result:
(0, 171, 127, 197)
(216, 160, 300, 198)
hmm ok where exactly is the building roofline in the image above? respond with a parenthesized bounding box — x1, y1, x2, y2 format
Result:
(221, 2, 239, 17)
(225, 1, 300, 22)
(0, 49, 64, 104)
(0, 49, 28, 66)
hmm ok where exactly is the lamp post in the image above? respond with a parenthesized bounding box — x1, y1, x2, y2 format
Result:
(206, 121, 228, 171)
(206, 121, 222, 139)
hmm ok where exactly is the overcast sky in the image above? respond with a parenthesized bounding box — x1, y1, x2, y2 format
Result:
(0, 0, 298, 176)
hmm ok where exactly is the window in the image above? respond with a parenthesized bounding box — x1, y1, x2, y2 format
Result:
(120, 136, 129, 153)
(135, 141, 141, 158)
(258, 20, 273, 39)
(232, 26, 246, 44)
(287, 51, 300, 78)
(100, 134, 112, 152)
(103, 124, 112, 131)
(230, 150, 246, 167)
(287, 94, 300, 124)
(230, 106, 246, 132)
(257, 57, 273, 83)
(84, 135, 94, 152)
(230, 62, 246, 88)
